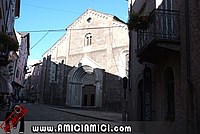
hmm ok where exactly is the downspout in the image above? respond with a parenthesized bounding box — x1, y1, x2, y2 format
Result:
(185, 0, 191, 134)
(13, 57, 18, 97)
(5, 0, 12, 33)
(127, 0, 133, 122)
(185, 0, 191, 84)
(185, 0, 197, 134)
(124, 30, 132, 121)
(1, 0, 6, 32)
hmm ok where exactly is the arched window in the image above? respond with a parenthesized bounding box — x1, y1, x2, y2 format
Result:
(163, 67, 175, 121)
(85, 33, 92, 46)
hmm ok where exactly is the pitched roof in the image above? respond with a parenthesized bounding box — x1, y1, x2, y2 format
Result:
(67, 8, 126, 29)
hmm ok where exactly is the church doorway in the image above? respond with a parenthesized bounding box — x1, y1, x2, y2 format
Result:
(82, 85, 96, 106)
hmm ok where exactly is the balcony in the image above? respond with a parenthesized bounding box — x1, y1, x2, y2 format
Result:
(136, 9, 180, 63)
(0, 33, 19, 66)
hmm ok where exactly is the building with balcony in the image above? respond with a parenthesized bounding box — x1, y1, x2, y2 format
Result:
(136, 9, 180, 63)
(0, 0, 21, 95)
(127, 0, 200, 134)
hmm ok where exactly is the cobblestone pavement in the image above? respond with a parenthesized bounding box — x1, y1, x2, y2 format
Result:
(0, 103, 98, 121)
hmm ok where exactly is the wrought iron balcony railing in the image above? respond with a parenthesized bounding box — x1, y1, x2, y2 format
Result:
(137, 9, 180, 51)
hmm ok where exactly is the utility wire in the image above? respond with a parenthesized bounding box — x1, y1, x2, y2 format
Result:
(30, 31, 50, 50)
(19, 26, 124, 33)
(22, 4, 81, 14)
(19, 29, 66, 33)
(68, 26, 124, 30)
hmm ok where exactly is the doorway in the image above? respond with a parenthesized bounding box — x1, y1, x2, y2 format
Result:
(82, 85, 96, 106)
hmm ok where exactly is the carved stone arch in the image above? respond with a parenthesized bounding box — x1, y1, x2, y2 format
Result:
(66, 65, 103, 108)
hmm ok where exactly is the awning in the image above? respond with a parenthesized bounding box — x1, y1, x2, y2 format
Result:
(0, 74, 13, 93)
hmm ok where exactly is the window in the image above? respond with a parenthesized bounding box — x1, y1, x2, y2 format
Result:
(36, 83, 38, 89)
(87, 17, 92, 23)
(55, 64, 58, 81)
(160, 0, 172, 10)
(37, 70, 40, 76)
(0, 7, 2, 19)
(20, 73, 22, 81)
(166, 0, 172, 10)
(156, 0, 163, 8)
(85, 33, 92, 46)
(6, 1, 8, 10)
(163, 67, 175, 121)
(16, 69, 19, 78)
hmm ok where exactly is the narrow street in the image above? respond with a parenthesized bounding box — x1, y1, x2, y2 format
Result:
(0, 103, 131, 134)
(0, 103, 98, 121)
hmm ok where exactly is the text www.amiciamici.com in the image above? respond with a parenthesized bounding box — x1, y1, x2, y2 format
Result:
(31, 123, 132, 133)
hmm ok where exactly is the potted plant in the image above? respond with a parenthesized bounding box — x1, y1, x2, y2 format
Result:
(127, 11, 140, 30)
(127, 12, 148, 31)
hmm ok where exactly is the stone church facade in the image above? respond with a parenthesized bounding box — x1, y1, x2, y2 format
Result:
(41, 9, 129, 112)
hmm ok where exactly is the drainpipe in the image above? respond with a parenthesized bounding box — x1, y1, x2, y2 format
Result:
(185, 0, 197, 134)
(185, 0, 191, 134)
(185, 0, 191, 84)
(5, 0, 11, 33)
(127, 0, 133, 118)
(1, 0, 6, 32)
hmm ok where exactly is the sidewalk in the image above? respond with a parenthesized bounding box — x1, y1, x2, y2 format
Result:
(46, 106, 122, 122)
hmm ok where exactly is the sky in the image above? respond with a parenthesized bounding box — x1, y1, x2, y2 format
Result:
(15, 0, 128, 66)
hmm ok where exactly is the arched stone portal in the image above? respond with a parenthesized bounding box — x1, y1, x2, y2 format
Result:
(66, 65, 103, 108)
